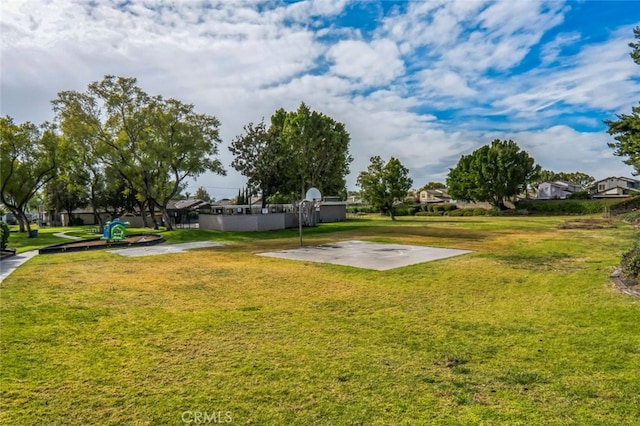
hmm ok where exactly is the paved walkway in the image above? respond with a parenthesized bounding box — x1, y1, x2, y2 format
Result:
(1, 232, 82, 284)
(53, 231, 84, 240)
(0, 250, 39, 283)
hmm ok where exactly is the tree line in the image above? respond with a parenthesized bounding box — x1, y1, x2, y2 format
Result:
(0, 77, 353, 232)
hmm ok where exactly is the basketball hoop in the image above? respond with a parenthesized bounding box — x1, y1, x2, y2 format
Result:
(299, 187, 322, 246)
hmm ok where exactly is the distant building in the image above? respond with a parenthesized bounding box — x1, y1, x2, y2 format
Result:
(419, 189, 451, 204)
(536, 181, 582, 200)
(589, 177, 640, 199)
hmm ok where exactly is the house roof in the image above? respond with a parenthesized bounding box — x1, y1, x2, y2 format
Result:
(166, 199, 210, 210)
(539, 180, 581, 189)
(592, 176, 640, 185)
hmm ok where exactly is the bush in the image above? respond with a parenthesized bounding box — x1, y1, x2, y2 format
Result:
(347, 205, 378, 214)
(446, 208, 489, 217)
(70, 217, 85, 226)
(619, 211, 640, 224)
(392, 205, 418, 216)
(429, 203, 457, 213)
(0, 221, 9, 250)
(515, 199, 619, 215)
(415, 211, 443, 216)
(567, 191, 591, 200)
(620, 241, 640, 279)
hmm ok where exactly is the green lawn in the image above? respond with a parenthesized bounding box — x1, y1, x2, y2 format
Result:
(1, 216, 639, 424)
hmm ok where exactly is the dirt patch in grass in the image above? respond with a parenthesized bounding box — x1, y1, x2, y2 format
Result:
(558, 219, 617, 229)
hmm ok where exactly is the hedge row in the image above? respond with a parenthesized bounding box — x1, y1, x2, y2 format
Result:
(416, 208, 491, 217)
(515, 199, 622, 214)
(348, 203, 458, 216)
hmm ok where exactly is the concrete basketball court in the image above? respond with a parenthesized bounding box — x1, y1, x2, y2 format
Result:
(258, 240, 472, 271)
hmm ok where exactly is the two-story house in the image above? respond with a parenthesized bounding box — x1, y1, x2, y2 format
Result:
(419, 189, 452, 204)
(589, 177, 640, 198)
(536, 181, 583, 199)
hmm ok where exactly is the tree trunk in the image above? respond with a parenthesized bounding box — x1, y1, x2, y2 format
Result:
(19, 210, 32, 233)
(136, 200, 149, 228)
(17, 211, 26, 232)
(66, 208, 74, 226)
(161, 206, 173, 231)
(148, 200, 159, 229)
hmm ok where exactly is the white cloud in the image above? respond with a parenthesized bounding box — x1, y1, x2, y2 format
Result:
(0, 0, 637, 198)
(327, 39, 404, 86)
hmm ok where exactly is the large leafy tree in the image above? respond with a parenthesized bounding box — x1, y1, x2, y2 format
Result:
(0, 116, 60, 232)
(357, 156, 413, 220)
(447, 139, 540, 209)
(230, 103, 353, 204)
(53, 75, 225, 230)
(605, 26, 640, 175)
(280, 103, 352, 199)
(229, 119, 284, 207)
(137, 97, 225, 228)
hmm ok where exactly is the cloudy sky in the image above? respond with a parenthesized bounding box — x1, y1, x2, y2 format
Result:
(2, 0, 639, 198)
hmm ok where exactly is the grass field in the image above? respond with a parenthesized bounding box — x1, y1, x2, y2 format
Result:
(1, 216, 639, 424)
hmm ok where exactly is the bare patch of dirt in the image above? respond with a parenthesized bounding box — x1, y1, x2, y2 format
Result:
(558, 219, 617, 230)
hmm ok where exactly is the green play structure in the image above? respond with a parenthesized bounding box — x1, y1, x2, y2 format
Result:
(101, 218, 130, 241)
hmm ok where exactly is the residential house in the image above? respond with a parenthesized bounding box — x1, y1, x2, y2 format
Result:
(536, 181, 583, 200)
(589, 177, 640, 199)
(419, 189, 452, 204)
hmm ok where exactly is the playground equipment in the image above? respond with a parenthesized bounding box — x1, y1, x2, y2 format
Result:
(101, 218, 130, 241)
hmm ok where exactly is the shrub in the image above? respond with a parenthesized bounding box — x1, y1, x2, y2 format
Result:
(446, 208, 489, 217)
(392, 205, 418, 216)
(431, 203, 457, 213)
(620, 242, 640, 280)
(70, 217, 85, 226)
(619, 211, 640, 224)
(567, 191, 591, 200)
(515, 199, 619, 215)
(0, 221, 9, 250)
(415, 211, 443, 216)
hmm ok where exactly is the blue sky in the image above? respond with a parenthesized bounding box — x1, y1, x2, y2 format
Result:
(1, 0, 639, 199)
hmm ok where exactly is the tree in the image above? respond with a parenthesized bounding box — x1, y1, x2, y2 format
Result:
(531, 170, 595, 188)
(230, 103, 353, 204)
(281, 103, 352, 199)
(43, 173, 89, 225)
(52, 75, 226, 230)
(357, 156, 413, 220)
(193, 186, 211, 202)
(0, 116, 59, 233)
(229, 120, 284, 207)
(136, 97, 226, 229)
(447, 139, 540, 209)
(605, 26, 640, 176)
(420, 182, 446, 191)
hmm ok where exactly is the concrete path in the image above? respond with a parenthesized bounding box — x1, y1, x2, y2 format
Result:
(0, 250, 39, 283)
(53, 231, 84, 240)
